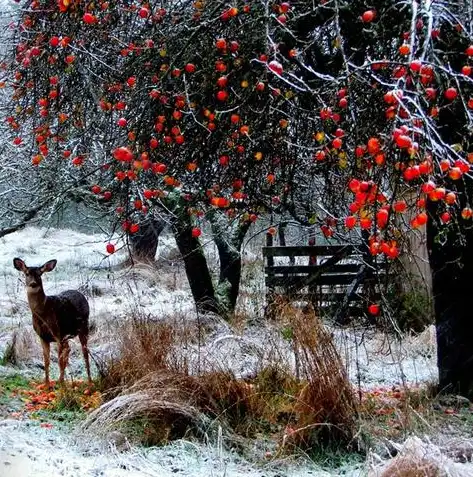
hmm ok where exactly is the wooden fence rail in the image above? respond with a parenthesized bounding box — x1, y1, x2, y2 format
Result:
(263, 244, 388, 322)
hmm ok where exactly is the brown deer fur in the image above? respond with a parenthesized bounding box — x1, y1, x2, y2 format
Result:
(13, 257, 92, 387)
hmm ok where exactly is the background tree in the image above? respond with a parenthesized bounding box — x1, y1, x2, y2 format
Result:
(1, 0, 317, 314)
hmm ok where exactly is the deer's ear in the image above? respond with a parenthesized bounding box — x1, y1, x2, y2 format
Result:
(13, 258, 26, 272)
(40, 259, 57, 273)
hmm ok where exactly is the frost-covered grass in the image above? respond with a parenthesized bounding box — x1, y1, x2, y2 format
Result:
(0, 225, 437, 395)
(0, 417, 369, 477)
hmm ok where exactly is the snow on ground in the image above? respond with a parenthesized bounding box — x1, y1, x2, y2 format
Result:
(0, 226, 446, 476)
(0, 226, 193, 318)
(0, 417, 367, 477)
(334, 325, 438, 389)
(0, 225, 439, 394)
(0, 226, 194, 368)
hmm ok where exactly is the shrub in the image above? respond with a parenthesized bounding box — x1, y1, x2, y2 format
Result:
(88, 304, 357, 454)
(386, 277, 433, 333)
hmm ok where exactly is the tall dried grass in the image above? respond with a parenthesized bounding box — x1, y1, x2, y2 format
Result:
(96, 314, 191, 393)
(275, 301, 357, 450)
(86, 300, 357, 453)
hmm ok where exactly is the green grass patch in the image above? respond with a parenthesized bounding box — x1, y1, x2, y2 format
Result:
(0, 374, 30, 397)
(0, 375, 101, 424)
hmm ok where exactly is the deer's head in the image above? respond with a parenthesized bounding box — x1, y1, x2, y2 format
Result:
(13, 258, 57, 292)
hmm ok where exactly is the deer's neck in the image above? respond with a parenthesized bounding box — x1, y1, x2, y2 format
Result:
(27, 287, 48, 314)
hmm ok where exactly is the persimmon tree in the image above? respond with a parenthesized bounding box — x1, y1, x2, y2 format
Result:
(4, 0, 473, 397)
(281, 0, 473, 398)
(2, 0, 310, 314)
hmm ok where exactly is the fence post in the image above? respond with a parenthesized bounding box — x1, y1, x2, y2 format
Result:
(264, 231, 276, 318)
(308, 236, 318, 308)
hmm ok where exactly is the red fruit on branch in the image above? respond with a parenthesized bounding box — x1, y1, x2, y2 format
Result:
(332, 138, 342, 149)
(138, 7, 149, 18)
(256, 81, 265, 91)
(393, 200, 407, 213)
(410, 60, 422, 72)
(216, 90, 228, 101)
(440, 211, 451, 224)
(216, 76, 228, 88)
(215, 38, 227, 49)
(345, 216, 357, 229)
(367, 137, 381, 155)
(268, 60, 283, 75)
(280, 2, 290, 13)
(153, 163, 167, 174)
(129, 223, 140, 234)
(395, 135, 412, 149)
(368, 304, 380, 316)
(143, 189, 154, 200)
(416, 212, 428, 226)
(462, 207, 473, 219)
(113, 146, 134, 162)
(362, 10, 375, 23)
(445, 87, 458, 101)
(83, 13, 96, 24)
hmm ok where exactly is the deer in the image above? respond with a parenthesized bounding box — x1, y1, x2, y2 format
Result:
(13, 257, 92, 388)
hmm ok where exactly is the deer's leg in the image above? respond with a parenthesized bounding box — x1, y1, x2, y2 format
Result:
(40, 339, 51, 388)
(79, 332, 92, 386)
(57, 340, 70, 384)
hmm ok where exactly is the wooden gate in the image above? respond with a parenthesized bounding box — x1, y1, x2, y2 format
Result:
(263, 244, 388, 322)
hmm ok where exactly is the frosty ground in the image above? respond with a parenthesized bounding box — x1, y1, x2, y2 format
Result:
(0, 226, 471, 476)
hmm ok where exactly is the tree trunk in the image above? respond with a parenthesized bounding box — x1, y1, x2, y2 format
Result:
(172, 217, 220, 315)
(279, 223, 294, 265)
(264, 230, 277, 318)
(129, 216, 167, 262)
(210, 215, 251, 315)
(427, 94, 473, 399)
(427, 212, 473, 400)
(213, 237, 242, 313)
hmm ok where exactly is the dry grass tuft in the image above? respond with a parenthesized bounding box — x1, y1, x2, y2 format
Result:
(275, 302, 357, 451)
(96, 315, 191, 393)
(1, 328, 41, 366)
(91, 302, 357, 452)
(377, 458, 445, 477)
(84, 371, 216, 445)
(369, 436, 470, 477)
(1, 331, 18, 365)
